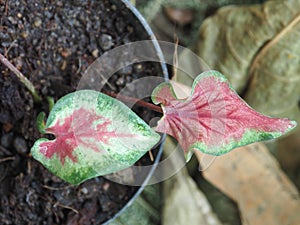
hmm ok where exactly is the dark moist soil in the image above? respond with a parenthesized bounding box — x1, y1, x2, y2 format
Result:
(0, 1, 164, 224)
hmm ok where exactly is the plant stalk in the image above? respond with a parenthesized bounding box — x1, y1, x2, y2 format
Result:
(0, 53, 42, 102)
(102, 90, 163, 113)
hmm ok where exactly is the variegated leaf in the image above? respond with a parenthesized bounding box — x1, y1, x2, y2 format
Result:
(152, 70, 297, 160)
(31, 90, 160, 184)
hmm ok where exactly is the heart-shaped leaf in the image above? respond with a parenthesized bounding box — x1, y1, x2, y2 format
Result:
(31, 90, 160, 185)
(152, 70, 297, 160)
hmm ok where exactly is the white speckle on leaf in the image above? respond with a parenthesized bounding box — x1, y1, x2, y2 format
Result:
(40, 146, 48, 154)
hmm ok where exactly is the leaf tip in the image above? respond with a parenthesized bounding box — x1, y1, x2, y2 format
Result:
(286, 119, 297, 133)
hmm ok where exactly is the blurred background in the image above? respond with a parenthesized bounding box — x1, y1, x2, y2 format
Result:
(112, 1, 300, 225)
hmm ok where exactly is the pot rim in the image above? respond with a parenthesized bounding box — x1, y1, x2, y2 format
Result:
(102, 0, 168, 224)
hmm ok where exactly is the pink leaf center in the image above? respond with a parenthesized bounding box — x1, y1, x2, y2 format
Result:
(40, 108, 132, 165)
(152, 71, 296, 157)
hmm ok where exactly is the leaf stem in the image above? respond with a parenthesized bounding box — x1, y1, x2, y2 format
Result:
(0, 53, 42, 103)
(102, 90, 163, 114)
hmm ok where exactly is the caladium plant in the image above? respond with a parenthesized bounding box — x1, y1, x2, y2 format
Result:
(30, 70, 297, 185)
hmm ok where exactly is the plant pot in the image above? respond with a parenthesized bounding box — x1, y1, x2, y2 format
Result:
(0, 0, 168, 224)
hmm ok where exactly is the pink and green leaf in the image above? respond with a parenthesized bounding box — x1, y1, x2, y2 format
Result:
(152, 70, 297, 161)
(31, 90, 160, 185)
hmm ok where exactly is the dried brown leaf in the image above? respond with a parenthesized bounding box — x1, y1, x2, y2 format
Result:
(196, 0, 300, 123)
(202, 143, 300, 225)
